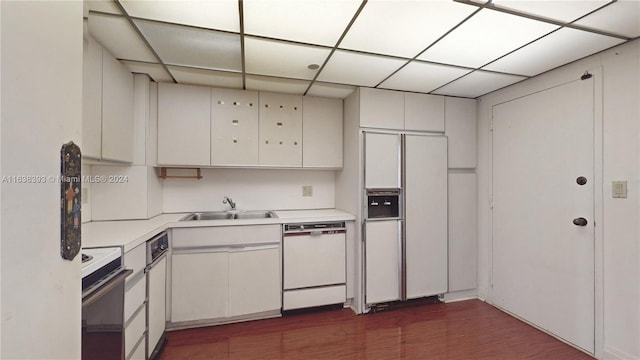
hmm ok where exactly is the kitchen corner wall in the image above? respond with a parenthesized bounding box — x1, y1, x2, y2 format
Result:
(163, 168, 335, 213)
(477, 39, 640, 359)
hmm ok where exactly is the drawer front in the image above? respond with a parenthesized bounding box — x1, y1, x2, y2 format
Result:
(172, 225, 280, 249)
(125, 304, 146, 357)
(124, 244, 146, 284)
(124, 275, 146, 322)
(283, 285, 346, 310)
(283, 232, 346, 289)
(126, 334, 146, 360)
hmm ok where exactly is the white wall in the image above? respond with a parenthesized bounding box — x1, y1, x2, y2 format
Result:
(1, 2, 83, 358)
(163, 168, 336, 213)
(477, 39, 640, 359)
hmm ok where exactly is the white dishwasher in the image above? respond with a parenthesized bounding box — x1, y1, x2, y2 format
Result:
(282, 222, 346, 310)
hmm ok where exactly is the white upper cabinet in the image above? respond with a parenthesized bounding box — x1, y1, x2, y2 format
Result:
(445, 97, 477, 168)
(259, 92, 303, 167)
(82, 35, 134, 163)
(158, 83, 211, 166)
(82, 35, 103, 159)
(359, 88, 404, 130)
(404, 93, 445, 132)
(211, 89, 259, 166)
(302, 96, 343, 169)
(101, 50, 134, 163)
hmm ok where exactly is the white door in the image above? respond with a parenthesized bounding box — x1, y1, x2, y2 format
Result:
(492, 78, 594, 353)
(147, 256, 166, 353)
(364, 132, 401, 189)
(365, 220, 401, 304)
(404, 135, 448, 299)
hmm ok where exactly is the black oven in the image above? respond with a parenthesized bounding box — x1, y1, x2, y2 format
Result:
(81, 247, 131, 360)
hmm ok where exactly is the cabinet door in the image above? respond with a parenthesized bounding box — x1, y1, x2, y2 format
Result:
(445, 97, 477, 168)
(101, 50, 134, 163)
(259, 92, 302, 167)
(211, 89, 259, 166)
(404, 93, 444, 132)
(228, 246, 281, 317)
(448, 172, 477, 292)
(171, 252, 228, 322)
(302, 96, 343, 168)
(359, 88, 404, 130)
(158, 83, 211, 166)
(82, 35, 103, 159)
(405, 135, 448, 299)
(365, 220, 401, 304)
(364, 132, 400, 189)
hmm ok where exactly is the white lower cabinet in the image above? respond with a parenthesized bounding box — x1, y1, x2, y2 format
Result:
(124, 244, 147, 360)
(170, 225, 281, 325)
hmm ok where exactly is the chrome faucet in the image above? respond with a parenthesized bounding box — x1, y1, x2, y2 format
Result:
(223, 196, 236, 210)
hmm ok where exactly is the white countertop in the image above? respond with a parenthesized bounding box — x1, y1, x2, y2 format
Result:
(82, 209, 355, 252)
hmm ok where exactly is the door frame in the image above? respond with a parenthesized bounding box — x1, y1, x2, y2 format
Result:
(488, 67, 604, 357)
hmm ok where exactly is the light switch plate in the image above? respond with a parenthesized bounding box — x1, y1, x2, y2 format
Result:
(302, 185, 313, 197)
(612, 181, 627, 198)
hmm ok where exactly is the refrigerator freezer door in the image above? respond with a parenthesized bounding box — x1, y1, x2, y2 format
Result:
(365, 220, 402, 304)
(364, 132, 401, 189)
(404, 135, 448, 299)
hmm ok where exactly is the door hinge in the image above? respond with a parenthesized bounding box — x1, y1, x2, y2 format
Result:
(490, 197, 494, 210)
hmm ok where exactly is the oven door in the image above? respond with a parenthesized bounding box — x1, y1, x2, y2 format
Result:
(82, 269, 132, 360)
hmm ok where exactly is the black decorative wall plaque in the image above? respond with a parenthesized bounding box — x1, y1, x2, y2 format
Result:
(60, 142, 81, 261)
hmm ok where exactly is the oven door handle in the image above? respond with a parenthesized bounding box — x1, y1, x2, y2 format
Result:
(82, 269, 132, 308)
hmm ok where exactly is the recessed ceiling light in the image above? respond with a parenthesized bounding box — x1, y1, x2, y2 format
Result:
(308, 64, 320, 70)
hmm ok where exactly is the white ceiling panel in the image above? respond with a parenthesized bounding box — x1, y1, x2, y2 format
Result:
(86, 0, 122, 15)
(243, 0, 360, 46)
(418, 8, 559, 68)
(88, 13, 157, 62)
(306, 82, 356, 99)
(134, 19, 241, 72)
(168, 66, 243, 89)
(245, 75, 309, 95)
(245, 37, 331, 80)
(120, 0, 239, 32)
(340, 0, 477, 58)
(574, 0, 640, 38)
(433, 70, 526, 98)
(318, 50, 407, 87)
(484, 27, 624, 76)
(380, 61, 472, 93)
(122, 60, 174, 83)
(490, 0, 610, 23)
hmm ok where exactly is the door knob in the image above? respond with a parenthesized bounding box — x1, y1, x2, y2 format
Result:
(573, 217, 588, 226)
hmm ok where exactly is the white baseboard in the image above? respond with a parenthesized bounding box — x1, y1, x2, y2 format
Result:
(443, 289, 478, 303)
(602, 345, 639, 360)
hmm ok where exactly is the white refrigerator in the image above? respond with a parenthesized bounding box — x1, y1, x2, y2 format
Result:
(364, 132, 448, 305)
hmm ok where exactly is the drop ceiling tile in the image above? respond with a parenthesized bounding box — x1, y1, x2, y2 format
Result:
(306, 82, 356, 99)
(134, 19, 241, 72)
(88, 13, 156, 62)
(340, 1, 477, 58)
(317, 50, 407, 87)
(490, 0, 610, 23)
(245, 75, 309, 95)
(120, 0, 239, 32)
(168, 66, 243, 89)
(485, 28, 625, 76)
(574, 0, 640, 38)
(432, 70, 526, 98)
(121, 60, 174, 83)
(380, 61, 472, 93)
(244, 0, 360, 46)
(86, 0, 122, 15)
(245, 37, 331, 80)
(418, 9, 559, 68)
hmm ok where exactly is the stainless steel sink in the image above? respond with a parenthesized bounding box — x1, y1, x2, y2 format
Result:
(180, 211, 277, 221)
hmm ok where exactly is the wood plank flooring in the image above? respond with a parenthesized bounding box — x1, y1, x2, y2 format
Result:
(160, 299, 594, 360)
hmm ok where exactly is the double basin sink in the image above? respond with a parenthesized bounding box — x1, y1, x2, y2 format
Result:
(181, 210, 277, 221)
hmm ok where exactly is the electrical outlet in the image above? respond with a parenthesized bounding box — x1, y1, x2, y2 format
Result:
(302, 185, 313, 197)
(612, 181, 627, 198)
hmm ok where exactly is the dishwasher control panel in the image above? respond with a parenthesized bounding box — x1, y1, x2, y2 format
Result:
(284, 222, 345, 234)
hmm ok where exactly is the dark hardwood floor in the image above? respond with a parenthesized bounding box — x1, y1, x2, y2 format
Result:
(160, 299, 593, 359)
